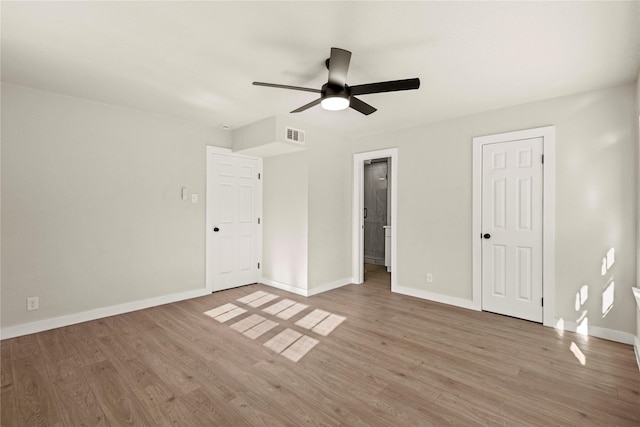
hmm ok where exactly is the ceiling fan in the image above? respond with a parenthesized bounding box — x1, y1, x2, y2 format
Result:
(253, 47, 420, 115)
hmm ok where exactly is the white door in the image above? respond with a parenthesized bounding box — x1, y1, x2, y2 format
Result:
(481, 137, 543, 322)
(206, 151, 261, 292)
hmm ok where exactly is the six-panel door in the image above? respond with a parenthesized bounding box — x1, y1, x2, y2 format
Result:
(481, 137, 543, 322)
(210, 153, 260, 291)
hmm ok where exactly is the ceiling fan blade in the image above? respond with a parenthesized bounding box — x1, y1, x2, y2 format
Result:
(327, 47, 351, 87)
(350, 78, 420, 96)
(291, 98, 322, 113)
(350, 97, 377, 115)
(253, 82, 321, 94)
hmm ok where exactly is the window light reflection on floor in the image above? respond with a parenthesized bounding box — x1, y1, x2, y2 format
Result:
(570, 342, 587, 366)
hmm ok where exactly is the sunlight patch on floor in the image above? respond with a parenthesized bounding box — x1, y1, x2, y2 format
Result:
(215, 307, 248, 323)
(237, 291, 269, 304)
(570, 341, 587, 365)
(263, 299, 297, 315)
(248, 293, 279, 308)
(276, 302, 309, 320)
(203, 290, 346, 362)
(244, 319, 279, 340)
(281, 335, 319, 362)
(204, 303, 248, 322)
(312, 314, 346, 336)
(204, 303, 238, 318)
(264, 328, 303, 353)
(230, 314, 267, 333)
(295, 309, 331, 329)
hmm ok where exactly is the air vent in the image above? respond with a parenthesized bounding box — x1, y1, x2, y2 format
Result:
(285, 127, 305, 144)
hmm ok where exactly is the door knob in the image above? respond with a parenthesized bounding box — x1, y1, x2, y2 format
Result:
(483, 233, 491, 239)
(213, 227, 220, 232)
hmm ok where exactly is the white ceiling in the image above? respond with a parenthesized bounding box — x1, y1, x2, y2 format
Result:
(2, 1, 639, 139)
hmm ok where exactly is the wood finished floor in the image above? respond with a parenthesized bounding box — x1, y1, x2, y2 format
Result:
(2, 264, 640, 426)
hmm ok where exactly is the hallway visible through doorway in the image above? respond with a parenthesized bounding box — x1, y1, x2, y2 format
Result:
(352, 148, 397, 290)
(363, 158, 389, 267)
(364, 263, 391, 289)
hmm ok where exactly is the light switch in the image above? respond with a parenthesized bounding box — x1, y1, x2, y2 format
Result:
(191, 193, 198, 204)
(181, 187, 188, 201)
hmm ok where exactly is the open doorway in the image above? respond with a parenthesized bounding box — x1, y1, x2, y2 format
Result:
(363, 158, 391, 287)
(352, 148, 397, 291)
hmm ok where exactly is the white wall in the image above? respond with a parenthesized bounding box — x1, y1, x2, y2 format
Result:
(260, 116, 352, 293)
(262, 151, 309, 290)
(305, 127, 352, 290)
(1, 83, 229, 330)
(354, 83, 638, 336)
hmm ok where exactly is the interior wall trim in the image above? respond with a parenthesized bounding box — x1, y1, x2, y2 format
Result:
(0, 288, 210, 340)
(392, 285, 480, 312)
(306, 277, 353, 296)
(260, 277, 352, 297)
(554, 318, 635, 345)
(260, 278, 308, 296)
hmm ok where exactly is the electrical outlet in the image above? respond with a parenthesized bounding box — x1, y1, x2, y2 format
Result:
(426, 274, 433, 283)
(27, 296, 39, 311)
(191, 193, 198, 204)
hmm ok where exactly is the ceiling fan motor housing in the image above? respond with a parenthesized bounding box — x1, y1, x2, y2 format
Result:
(322, 82, 350, 101)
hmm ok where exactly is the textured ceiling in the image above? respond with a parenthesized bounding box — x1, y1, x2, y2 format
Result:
(2, 1, 639, 138)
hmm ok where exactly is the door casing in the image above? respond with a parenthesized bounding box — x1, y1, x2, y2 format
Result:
(472, 126, 555, 327)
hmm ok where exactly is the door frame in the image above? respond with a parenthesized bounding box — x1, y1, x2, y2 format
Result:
(352, 148, 398, 289)
(206, 146, 263, 293)
(472, 126, 555, 327)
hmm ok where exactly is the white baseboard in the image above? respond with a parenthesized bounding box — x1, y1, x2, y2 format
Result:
(260, 277, 352, 297)
(392, 285, 481, 311)
(307, 277, 353, 296)
(0, 288, 210, 340)
(554, 318, 635, 345)
(390, 287, 634, 347)
(260, 278, 309, 296)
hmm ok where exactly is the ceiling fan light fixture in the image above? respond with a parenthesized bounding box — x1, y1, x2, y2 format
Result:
(321, 96, 350, 111)
(253, 47, 419, 115)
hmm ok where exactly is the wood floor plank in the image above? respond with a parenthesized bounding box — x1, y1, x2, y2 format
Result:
(1, 264, 639, 425)
(227, 392, 291, 427)
(12, 356, 61, 427)
(85, 360, 156, 426)
(173, 387, 242, 426)
(1, 386, 18, 427)
(110, 357, 178, 427)
(36, 329, 76, 366)
(9, 335, 40, 361)
(60, 323, 107, 367)
(1, 340, 17, 426)
(45, 357, 108, 426)
(1, 341, 14, 390)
